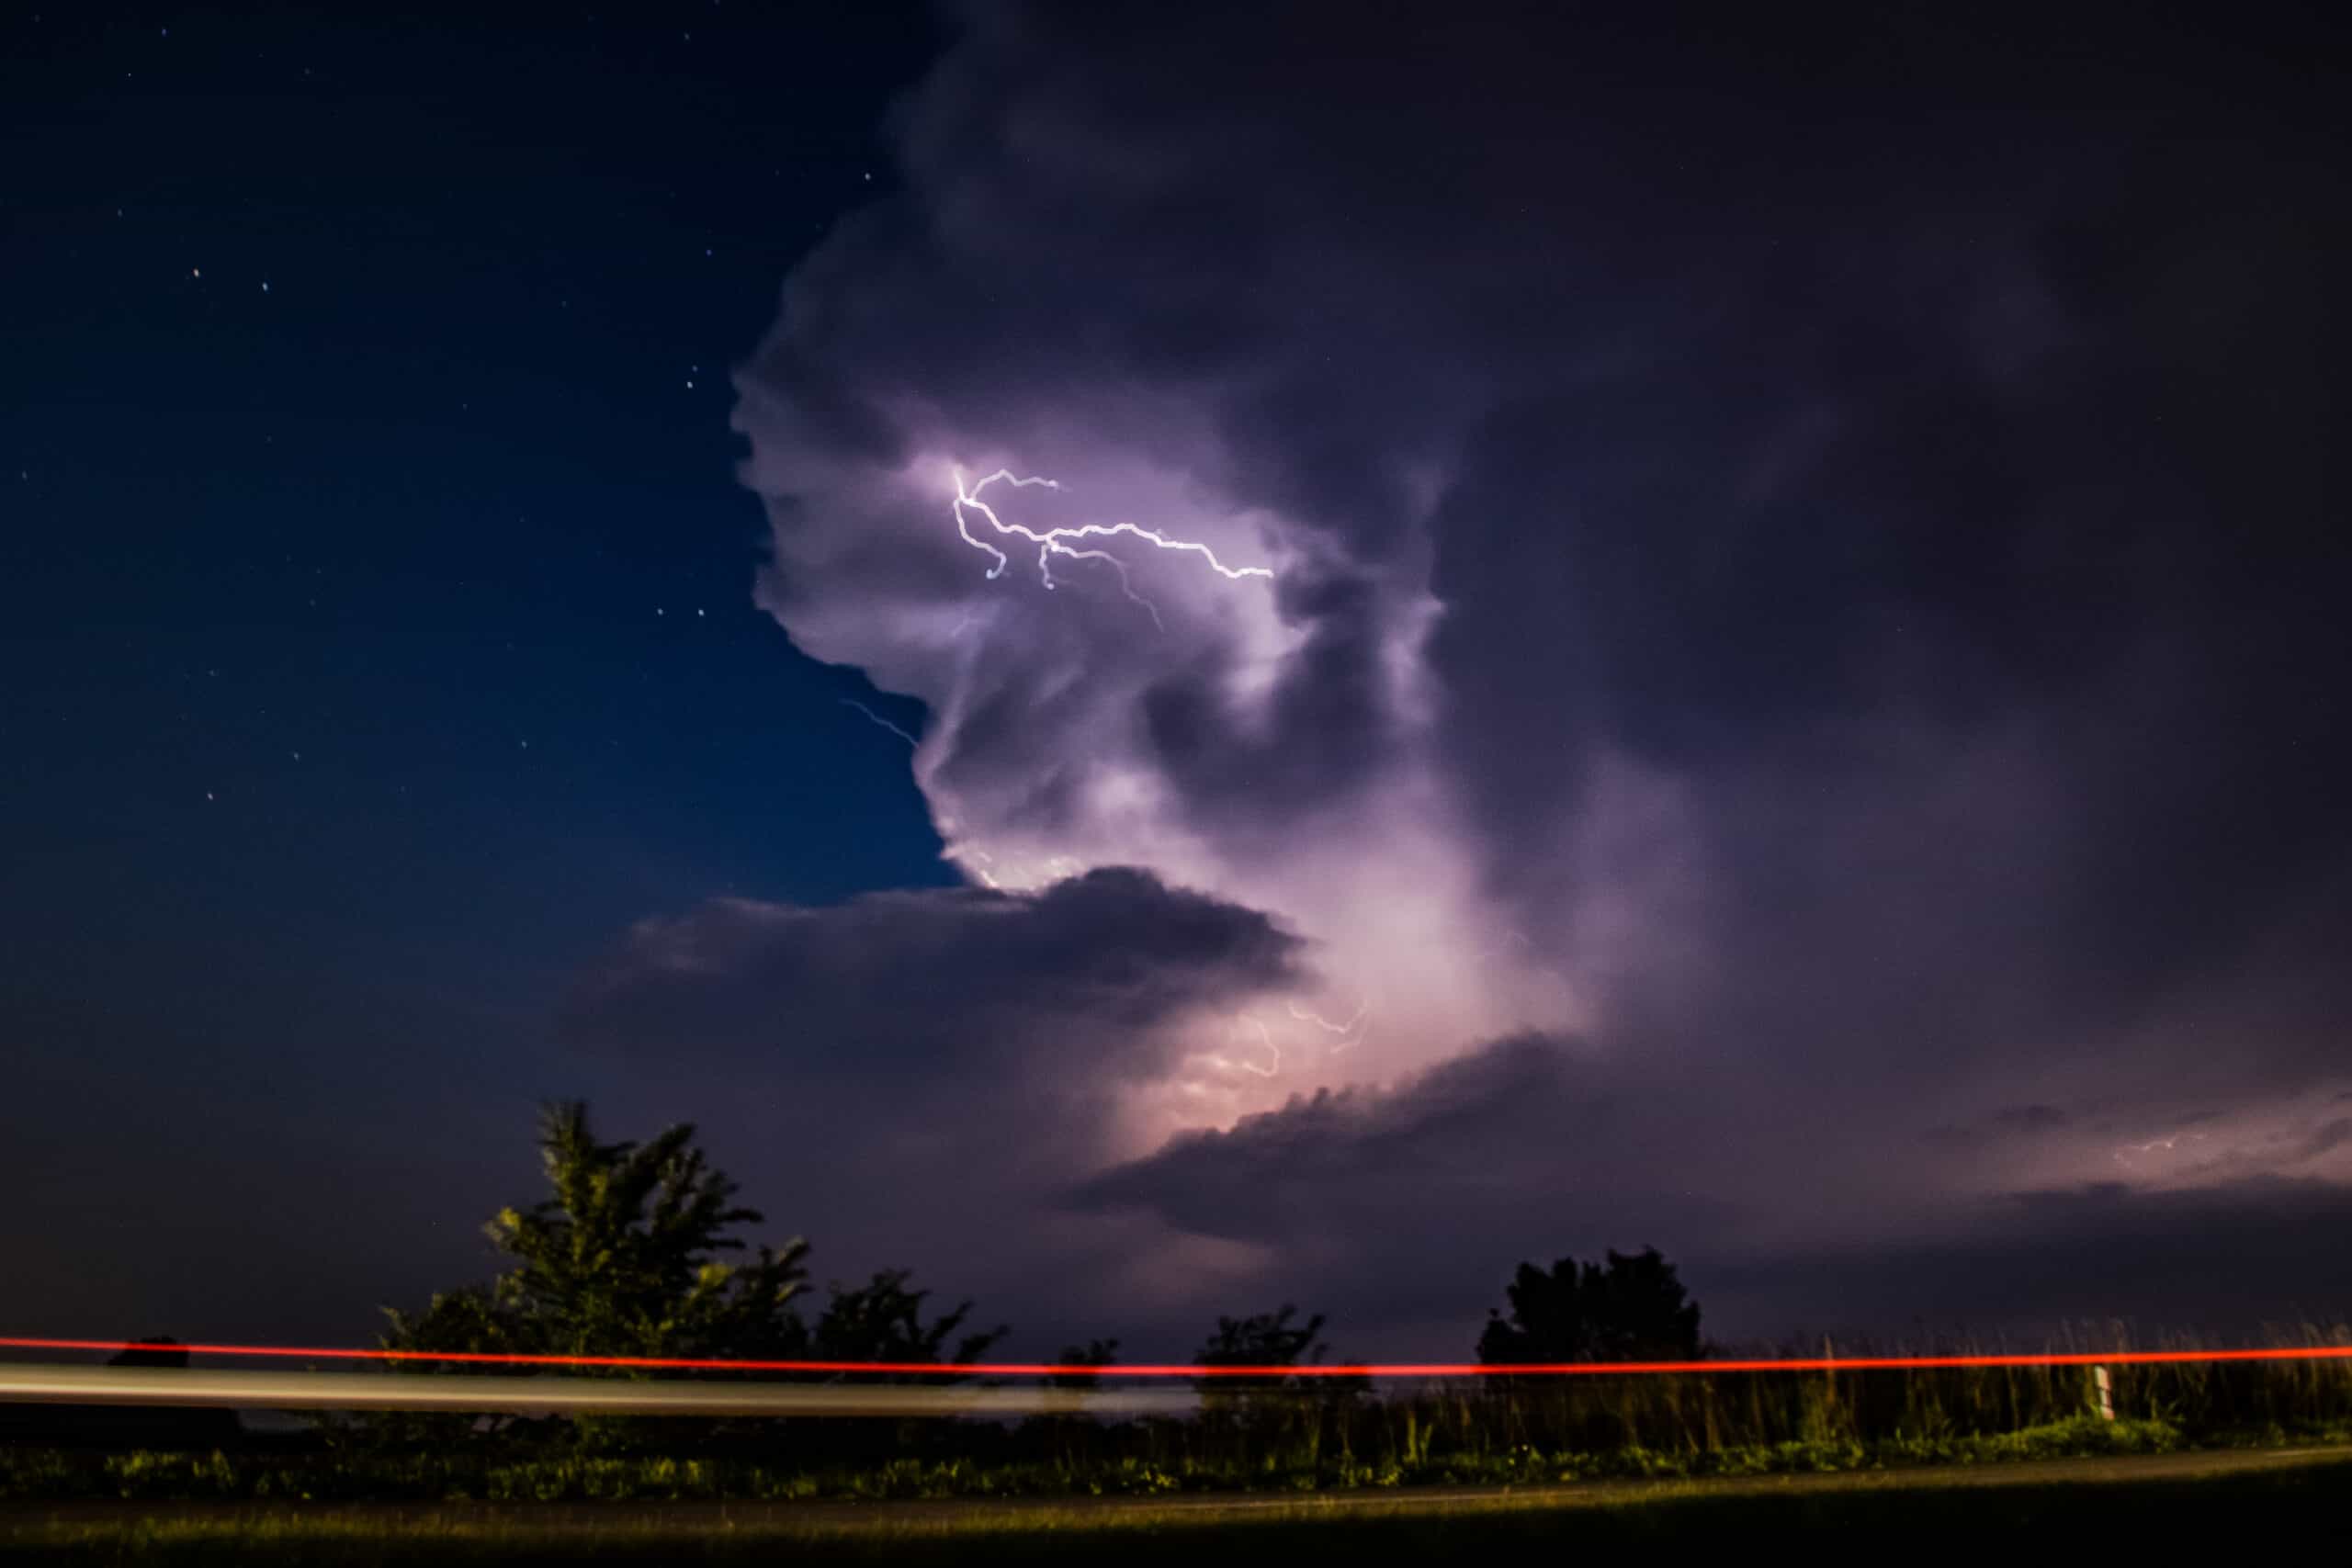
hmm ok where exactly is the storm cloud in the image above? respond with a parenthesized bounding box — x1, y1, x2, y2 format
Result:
(1076, 1036, 2352, 1348)
(712, 2, 2352, 1344)
(568, 869, 1299, 1072)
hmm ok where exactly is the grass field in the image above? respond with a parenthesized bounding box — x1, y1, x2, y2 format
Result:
(6, 1446, 2346, 1561)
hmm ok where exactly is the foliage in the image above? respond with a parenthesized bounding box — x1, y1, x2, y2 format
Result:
(18, 1319, 2352, 1506)
(219, 1103, 2352, 1506)
(1187, 1304, 1367, 1464)
(1477, 1247, 1702, 1365)
(0, 1416, 2324, 1506)
(1193, 1306, 1329, 1391)
(381, 1102, 809, 1366)
(805, 1268, 1006, 1378)
(1048, 1338, 1121, 1391)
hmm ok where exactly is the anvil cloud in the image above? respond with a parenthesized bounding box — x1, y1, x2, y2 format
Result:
(661, 3, 2352, 1345)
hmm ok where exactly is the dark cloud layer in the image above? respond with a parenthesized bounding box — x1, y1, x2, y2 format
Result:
(1079, 1035, 2352, 1346)
(554, 869, 1312, 1342)
(1714, 1180, 2352, 1341)
(1075, 1036, 1650, 1244)
(716, 1, 2352, 1345)
(565, 867, 1303, 1090)
(1069, 1035, 1740, 1336)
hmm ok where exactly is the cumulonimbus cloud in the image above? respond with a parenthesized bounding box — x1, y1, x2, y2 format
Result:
(706, 2, 2352, 1340)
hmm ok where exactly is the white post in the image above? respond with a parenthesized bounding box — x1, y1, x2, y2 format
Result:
(2093, 1364, 2114, 1421)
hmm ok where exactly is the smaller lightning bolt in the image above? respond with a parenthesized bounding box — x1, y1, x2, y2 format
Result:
(2112, 1132, 2211, 1164)
(839, 697, 919, 748)
(950, 468, 1272, 628)
(1222, 1016, 1280, 1077)
(951, 845, 1088, 894)
(1473, 930, 1537, 963)
(1285, 998, 1372, 1055)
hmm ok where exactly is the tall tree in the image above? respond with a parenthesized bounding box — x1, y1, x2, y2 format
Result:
(1477, 1247, 1702, 1364)
(382, 1101, 809, 1363)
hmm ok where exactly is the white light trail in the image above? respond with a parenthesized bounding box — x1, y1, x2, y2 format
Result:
(0, 1364, 1195, 1419)
(950, 468, 1273, 628)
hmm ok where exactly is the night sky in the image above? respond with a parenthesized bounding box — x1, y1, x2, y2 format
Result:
(6, 2, 2350, 1359)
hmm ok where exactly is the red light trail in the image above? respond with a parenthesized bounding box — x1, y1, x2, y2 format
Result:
(6, 1336, 2351, 1379)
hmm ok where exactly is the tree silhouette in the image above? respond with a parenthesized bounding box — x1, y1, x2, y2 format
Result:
(1193, 1305, 1364, 1440)
(807, 1267, 1006, 1382)
(1049, 1337, 1121, 1392)
(1193, 1304, 1329, 1389)
(382, 1101, 809, 1363)
(1476, 1247, 1702, 1364)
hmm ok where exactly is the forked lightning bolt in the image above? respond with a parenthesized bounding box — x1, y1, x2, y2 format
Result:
(951, 468, 1272, 627)
(1201, 1004, 1368, 1081)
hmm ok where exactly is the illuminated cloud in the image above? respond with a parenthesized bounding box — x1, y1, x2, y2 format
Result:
(713, 3, 2352, 1341)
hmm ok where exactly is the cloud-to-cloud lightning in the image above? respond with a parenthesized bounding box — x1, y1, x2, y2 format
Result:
(1287, 998, 1371, 1055)
(951, 468, 1273, 629)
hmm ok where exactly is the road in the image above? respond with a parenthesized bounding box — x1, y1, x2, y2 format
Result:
(8, 1443, 2350, 1543)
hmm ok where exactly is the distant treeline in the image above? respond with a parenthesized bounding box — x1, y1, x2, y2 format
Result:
(15, 1104, 2347, 1495)
(368, 1102, 1707, 1394)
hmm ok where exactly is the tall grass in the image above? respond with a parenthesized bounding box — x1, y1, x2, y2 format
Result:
(1015, 1318, 2352, 1481)
(1347, 1318, 2352, 1461)
(6, 1321, 2349, 1502)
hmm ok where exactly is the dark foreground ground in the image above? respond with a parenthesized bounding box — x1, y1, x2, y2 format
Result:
(6, 1446, 2346, 1562)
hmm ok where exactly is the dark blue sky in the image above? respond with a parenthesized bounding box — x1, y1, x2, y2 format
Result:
(4, 2, 949, 1338)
